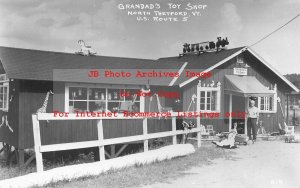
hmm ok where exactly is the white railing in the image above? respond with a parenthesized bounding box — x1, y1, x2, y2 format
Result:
(32, 113, 202, 172)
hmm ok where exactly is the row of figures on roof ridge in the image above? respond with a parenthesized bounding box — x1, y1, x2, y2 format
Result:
(181, 37, 229, 56)
(197, 80, 221, 87)
(75, 40, 97, 56)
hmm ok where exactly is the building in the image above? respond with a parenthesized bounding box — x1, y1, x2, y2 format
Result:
(0, 45, 298, 165)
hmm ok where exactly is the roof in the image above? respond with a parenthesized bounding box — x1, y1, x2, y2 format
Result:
(246, 47, 299, 93)
(0, 46, 184, 86)
(159, 47, 244, 69)
(159, 47, 245, 86)
(160, 47, 299, 92)
(224, 75, 275, 96)
(0, 46, 298, 92)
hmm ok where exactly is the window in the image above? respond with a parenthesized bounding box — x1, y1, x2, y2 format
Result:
(258, 95, 277, 113)
(197, 81, 221, 112)
(67, 86, 141, 113)
(0, 77, 9, 111)
(199, 90, 218, 111)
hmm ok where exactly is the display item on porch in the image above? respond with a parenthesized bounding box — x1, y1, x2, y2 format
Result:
(0, 112, 13, 132)
(213, 123, 238, 148)
(36, 90, 54, 114)
(257, 120, 267, 135)
(154, 93, 173, 113)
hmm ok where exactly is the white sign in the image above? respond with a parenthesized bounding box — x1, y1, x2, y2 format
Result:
(233, 68, 247, 75)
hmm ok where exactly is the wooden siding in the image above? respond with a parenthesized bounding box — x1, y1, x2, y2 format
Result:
(16, 81, 173, 149)
(182, 51, 292, 133)
(0, 79, 19, 147)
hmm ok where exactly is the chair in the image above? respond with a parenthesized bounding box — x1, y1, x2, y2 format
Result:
(278, 123, 294, 135)
(200, 124, 210, 138)
(206, 125, 216, 136)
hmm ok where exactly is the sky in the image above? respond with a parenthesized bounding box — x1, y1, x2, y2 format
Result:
(0, 0, 299, 74)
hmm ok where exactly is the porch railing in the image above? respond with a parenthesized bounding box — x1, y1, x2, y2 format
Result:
(32, 113, 202, 172)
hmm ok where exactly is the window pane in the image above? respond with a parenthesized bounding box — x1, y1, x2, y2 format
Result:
(200, 104, 205, 110)
(200, 98, 205, 103)
(90, 101, 106, 112)
(89, 88, 106, 100)
(108, 89, 123, 101)
(69, 101, 87, 112)
(200, 91, 205, 97)
(260, 97, 264, 110)
(269, 97, 273, 111)
(107, 102, 120, 112)
(126, 89, 140, 101)
(69, 87, 87, 100)
(206, 104, 211, 110)
(3, 89, 7, 109)
(0, 93, 3, 108)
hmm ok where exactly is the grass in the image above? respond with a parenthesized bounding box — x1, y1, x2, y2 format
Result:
(0, 141, 235, 188)
(42, 142, 234, 188)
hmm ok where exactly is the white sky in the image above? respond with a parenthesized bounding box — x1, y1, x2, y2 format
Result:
(0, 0, 299, 74)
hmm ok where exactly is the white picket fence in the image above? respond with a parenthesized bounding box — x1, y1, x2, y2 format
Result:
(32, 113, 202, 172)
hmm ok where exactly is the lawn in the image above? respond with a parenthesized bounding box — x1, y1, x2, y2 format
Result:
(0, 142, 234, 188)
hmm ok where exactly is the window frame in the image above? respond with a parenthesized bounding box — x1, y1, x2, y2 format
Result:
(257, 94, 277, 113)
(197, 81, 221, 113)
(0, 74, 9, 112)
(65, 83, 143, 113)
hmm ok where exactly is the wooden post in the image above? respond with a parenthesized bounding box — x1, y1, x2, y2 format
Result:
(229, 94, 232, 132)
(197, 124, 201, 148)
(197, 81, 201, 146)
(143, 118, 148, 152)
(32, 114, 43, 172)
(245, 97, 249, 136)
(97, 119, 105, 161)
(18, 149, 24, 167)
(182, 131, 186, 144)
(172, 116, 177, 145)
(286, 95, 289, 124)
(110, 145, 115, 158)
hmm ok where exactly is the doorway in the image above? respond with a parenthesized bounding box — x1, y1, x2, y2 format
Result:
(225, 94, 246, 134)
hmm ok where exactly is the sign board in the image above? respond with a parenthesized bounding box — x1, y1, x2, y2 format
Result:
(233, 68, 247, 76)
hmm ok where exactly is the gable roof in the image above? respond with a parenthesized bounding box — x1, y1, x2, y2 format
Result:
(159, 47, 244, 70)
(0, 46, 298, 92)
(160, 47, 245, 86)
(0, 46, 184, 86)
(160, 47, 299, 92)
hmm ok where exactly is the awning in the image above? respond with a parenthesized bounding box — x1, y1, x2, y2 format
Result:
(224, 75, 275, 96)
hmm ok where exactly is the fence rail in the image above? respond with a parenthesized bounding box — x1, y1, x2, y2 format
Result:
(32, 113, 202, 172)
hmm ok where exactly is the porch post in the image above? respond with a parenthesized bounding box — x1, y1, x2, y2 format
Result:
(197, 81, 201, 127)
(244, 97, 248, 135)
(197, 81, 201, 147)
(229, 94, 232, 132)
(286, 95, 289, 124)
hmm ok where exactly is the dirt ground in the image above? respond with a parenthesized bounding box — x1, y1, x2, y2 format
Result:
(141, 141, 300, 188)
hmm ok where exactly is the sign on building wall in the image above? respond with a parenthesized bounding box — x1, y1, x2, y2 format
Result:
(233, 68, 248, 76)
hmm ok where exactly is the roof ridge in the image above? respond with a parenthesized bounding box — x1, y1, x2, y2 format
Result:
(0, 46, 156, 61)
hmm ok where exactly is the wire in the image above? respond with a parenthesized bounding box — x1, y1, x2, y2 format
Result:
(250, 13, 300, 47)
